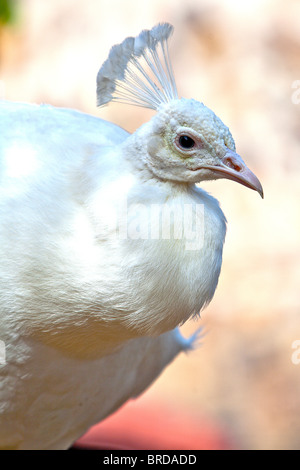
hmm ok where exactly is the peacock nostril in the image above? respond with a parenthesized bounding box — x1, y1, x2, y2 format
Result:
(223, 157, 242, 172)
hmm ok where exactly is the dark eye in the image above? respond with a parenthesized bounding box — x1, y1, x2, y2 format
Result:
(178, 135, 195, 149)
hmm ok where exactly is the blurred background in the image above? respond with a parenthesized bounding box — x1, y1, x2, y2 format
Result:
(1, 0, 299, 450)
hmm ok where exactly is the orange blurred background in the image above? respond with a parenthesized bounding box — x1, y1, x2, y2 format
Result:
(1, 0, 299, 450)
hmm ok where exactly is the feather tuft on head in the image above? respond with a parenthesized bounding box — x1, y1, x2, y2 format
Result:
(96, 23, 178, 110)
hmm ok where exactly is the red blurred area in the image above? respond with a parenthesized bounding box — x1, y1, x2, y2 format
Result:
(73, 400, 233, 450)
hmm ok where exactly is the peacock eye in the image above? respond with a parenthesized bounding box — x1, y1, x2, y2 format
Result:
(178, 135, 195, 150)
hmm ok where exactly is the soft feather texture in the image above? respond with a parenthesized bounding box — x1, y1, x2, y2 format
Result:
(0, 101, 226, 448)
(0, 23, 259, 450)
(0, 101, 227, 359)
(97, 23, 178, 109)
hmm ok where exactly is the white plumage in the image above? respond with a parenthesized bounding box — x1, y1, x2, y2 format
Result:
(0, 24, 262, 449)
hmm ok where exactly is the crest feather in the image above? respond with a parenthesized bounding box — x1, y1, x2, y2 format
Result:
(96, 23, 178, 110)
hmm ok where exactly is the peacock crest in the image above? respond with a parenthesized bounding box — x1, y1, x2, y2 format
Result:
(96, 23, 178, 110)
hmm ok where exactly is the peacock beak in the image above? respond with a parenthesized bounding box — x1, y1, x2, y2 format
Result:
(203, 149, 264, 198)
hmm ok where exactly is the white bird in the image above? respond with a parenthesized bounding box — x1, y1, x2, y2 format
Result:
(0, 23, 263, 450)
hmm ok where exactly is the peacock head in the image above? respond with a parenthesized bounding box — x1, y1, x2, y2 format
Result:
(96, 23, 263, 197)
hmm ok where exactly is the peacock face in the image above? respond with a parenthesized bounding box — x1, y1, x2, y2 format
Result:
(96, 23, 263, 198)
(145, 98, 263, 197)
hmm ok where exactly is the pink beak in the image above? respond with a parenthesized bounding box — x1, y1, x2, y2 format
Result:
(203, 149, 264, 198)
